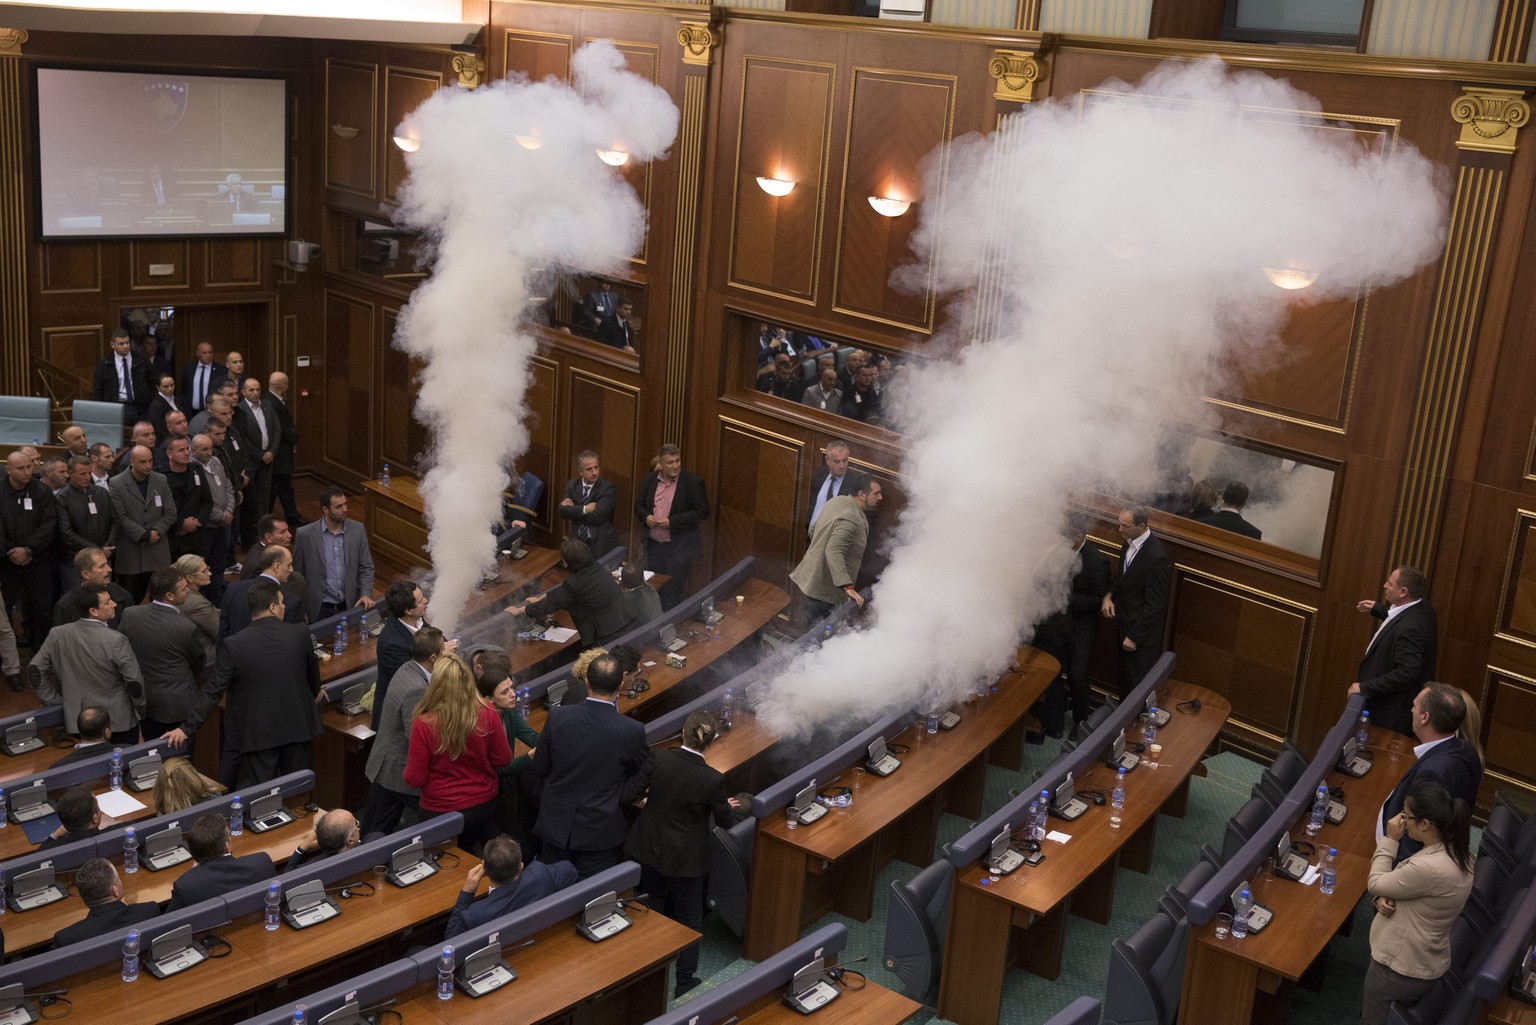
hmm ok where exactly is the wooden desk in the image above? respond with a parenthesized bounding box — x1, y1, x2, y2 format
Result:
(1177, 726, 1416, 1025)
(43, 848, 468, 1025)
(387, 907, 699, 1025)
(524, 579, 790, 731)
(0, 734, 76, 786)
(1490, 993, 1536, 1025)
(937, 681, 1230, 1025)
(742, 649, 1059, 961)
(732, 977, 922, 1025)
(3, 800, 315, 957)
(0, 774, 225, 862)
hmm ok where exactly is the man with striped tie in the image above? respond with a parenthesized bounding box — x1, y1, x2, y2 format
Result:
(559, 450, 618, 558)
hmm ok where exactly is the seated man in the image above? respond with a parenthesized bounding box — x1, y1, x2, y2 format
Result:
(168, 813, 277, 910)
(36, 785, 102, 851)
(285, 808, 359, 873)
(619, 561, 662, 629)
(445, 836, 577, 940)
(52, 858, 160, 949)
(51, 706, 114, 767)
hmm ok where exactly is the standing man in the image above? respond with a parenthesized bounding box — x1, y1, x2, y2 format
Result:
(372, 579, 426, 732)
(634, 444, 709, 610)
(57, 456, 116, 588)
(222, 545, 305, 639)
(1350, 566, 1439, 737)
(107, 444, 176, 602)
(55, 548, 132, 629)
(117, 568, 206, 750)
(152, 410, 191, 472)
(144, 373, 181, 442)
(293, 488, 375, 621)
(789, 473, 882, 622)
(558, 450, 618, 558)
(1199, 481, 1263, 540)
(362, 627, 445, 838)
(88, 443, 115, 489)
(191, 433, 235, 601)
(266, 371, 302, 525)
(1061, 518, 1112, 730)
(59, 425, 90, 460)
(533, 654, 650, 878)
(30, 583, 143, 743)
(163, 437, 211, 562)
(234, 377, 279, 548)
(597, 299, 638, 354)
(806, 440, 850, 537)
(179, 341, 227, 416)
(165, 581, 322, 787)
(91, 328, 149, 424)
(1101, 504, 1171, 698)
(1378, 682, 1483, 863)
(1, 450, 59, 653)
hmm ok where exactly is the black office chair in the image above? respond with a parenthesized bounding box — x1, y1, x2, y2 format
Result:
(1461, 853, 1507, 935)
(1253, 746, 1308, 810)
(1103, 908, 1183, 1025)
(1164, 849, 1221, 918)
(706, 816, 756, 936)
(1221, 796, 1271, 863)
(882, 859, 953, 1005)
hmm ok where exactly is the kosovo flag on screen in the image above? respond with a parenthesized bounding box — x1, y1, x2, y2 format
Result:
(142, 79, 188, 133)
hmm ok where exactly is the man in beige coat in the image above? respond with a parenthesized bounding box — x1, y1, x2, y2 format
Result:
(790, 473, 882, 621)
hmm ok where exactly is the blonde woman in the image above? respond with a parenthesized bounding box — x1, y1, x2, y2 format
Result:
(403, 655, 512, 852)
(154, 756, 216, 814)
(172, 554, 219, 662)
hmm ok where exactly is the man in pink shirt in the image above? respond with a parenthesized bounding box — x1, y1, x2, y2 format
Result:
(634, 444, 710, 609)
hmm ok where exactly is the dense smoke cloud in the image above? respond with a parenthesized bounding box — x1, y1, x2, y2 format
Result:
(392, 43, 678, 633)
(756, 58, 1446, 736)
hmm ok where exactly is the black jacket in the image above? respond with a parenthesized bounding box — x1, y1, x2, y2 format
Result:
(1358, 601, 1438, 737)
(164, 464, 212, 558)
(179, 360, 228, 411)
(181, 616, 321, 750)
(1109, 533, 1172, 650)
(371, 616, 416, 732)
(623, 747, 740, 877)
(266, 393, 299, 475)
(118, 602, 207, 723)
(634, 470, 709, 562)
(56, 483, 117, 555)
(1199, 508, 1263, 540)
(52, 899, 160, 950)
(533, 698, 649, 852)
(167, 853, 276, 910)
(1381, 736, 1482, 863)
(92, 354, 153, 418)
(558, 476, 619, 558)
(0, 476, 57, 556)
(528, 562, 630, 648)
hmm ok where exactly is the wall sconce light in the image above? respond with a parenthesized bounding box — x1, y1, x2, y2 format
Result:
(391, 134, 421, 153)
(868, 195, 911, 218)
(596, 148, 630, 167)
(330, 123, 359, 140)
(756, 176, 796, 197)
(1262, 264, 1319, 290)
(515, 133, 544, 150)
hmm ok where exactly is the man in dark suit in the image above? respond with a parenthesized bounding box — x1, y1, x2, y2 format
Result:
(622, 710, 746, 996)
(167, 814, 276, 910)
(372, 579, 425, 732)
(805, 440, 850, 538)
(1379, 682, 1482, 863)
(55, 548, 132, 630)
(222, 545, 305, 640)
(1030, 519, 1113, 739)
(143, 373, 182, 443)
(1101, 504, 1172, 699)
(265, 371, 302, 524)
(509, 539, 630, 648)
(167, 580, 322, 787)
(91, 329, 151, 424)
(233, 377, 280, 548)
(1199, 481, 1263, 540)
(533, 653, 650, 877)
(634, 444, 709, 610)
(1, 449, 59, 652)
(118, 568, 207, 749)
(445, 836, 578, 940)
(1350, 565, 1438, 737)
(596, 299, 638, 354)
(56, 458, 117, 585)
(285, 809, 359, 873)
(557, 450, 619, 558)
(51, 858, 160, 949)
(51, 706, 113, 766)
(35, 785, 102, 850)
(179, 341, 228, 416)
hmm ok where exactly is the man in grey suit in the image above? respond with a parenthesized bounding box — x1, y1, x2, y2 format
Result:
(789, 473, 882, 622)
(108, 444, 176, 603)
(30, 584, 143, 743)
(361, 627, 446, 839)
(118, 567, 207, 751)
(293, 487, 375, 622)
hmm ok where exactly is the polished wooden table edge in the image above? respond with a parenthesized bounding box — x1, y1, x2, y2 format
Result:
(734, 975, 925, 1025)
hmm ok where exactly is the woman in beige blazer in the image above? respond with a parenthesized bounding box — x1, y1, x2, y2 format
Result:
(1361, 781, 1474, 1025)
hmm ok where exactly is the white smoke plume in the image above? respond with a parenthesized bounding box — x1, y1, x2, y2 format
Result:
(392, 42, 678, 633)
(756, 57, 1446, 736)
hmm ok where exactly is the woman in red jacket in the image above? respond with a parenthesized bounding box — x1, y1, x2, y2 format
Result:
(403, 654, 513, 853)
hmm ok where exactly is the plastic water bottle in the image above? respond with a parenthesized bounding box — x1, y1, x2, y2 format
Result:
(1110, 768, 1126, 828)
(437, 945, 455, 1000)
(720, 688, 734, 730)
(975, 679, 989, 701)
(1320, 847, 1338, 895)
(1144, 710, 1159, 748)
(1357, 710, 1370, 746)
(1232, 889, 1253, 939)
(1308, 783, 1328, 836)
(122, 929, 141, 982)
(380, 463, 390, 487)
(823, 624, 833, 642)
(0, 877, 6, 915)
(926, 710, 939, 735)
(229, 795, 244, 837)
(264, 881, 281, 930)
(0, 787, 8, 828)
(123, 826, 138, 873)
(1038, 789, 1052, 830)
(517, 688, 531, 718)
(109, 747, 123, 791)
(333, 622, 346, 656)
(1026, 800, 1042, 844)
(292, 1006, 308, 1025)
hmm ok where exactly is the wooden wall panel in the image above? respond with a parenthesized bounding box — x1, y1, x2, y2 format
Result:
(729, 59, 836, 304)
(1483, 666, 1536, 790)
(325, 59, 378, 196)
(41, 325, 105, 395)
(567, 368, 639, 546)
(128, 241, 190, 291)
(601, 42, 659, 267)
(1496, 510, 1536, 645)
(378, 309, 427, 474)
(1168, 569, 1313, 750)
(833, 70, 955, 331)
(523, 357, 562, 530)
(384, 68, 443, 203)
(502, 30, 573, 83)
(39, 243, 101, 295)
(206, 240, 262, 288)
(714, 416, 805, 586)
(322, 291, 375, 474)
